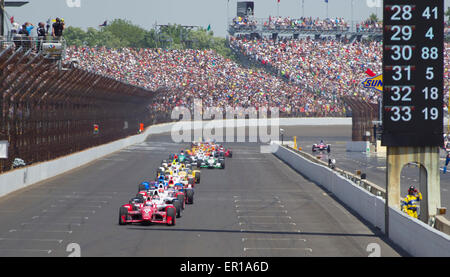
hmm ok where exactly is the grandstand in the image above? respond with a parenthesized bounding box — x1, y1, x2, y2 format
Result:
(229, 16, 382, 42)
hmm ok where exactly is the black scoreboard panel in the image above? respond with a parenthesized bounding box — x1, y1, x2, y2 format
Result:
(237, 1, 254, 17)
(382, 0, 444, 147)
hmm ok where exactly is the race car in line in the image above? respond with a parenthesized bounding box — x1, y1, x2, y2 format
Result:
(199, 156, 225, 169)
(119, 142, 228, 226)
(118, 194, 177, 226)
(312, 140, 331, 153)
(138, 181, 194, 215)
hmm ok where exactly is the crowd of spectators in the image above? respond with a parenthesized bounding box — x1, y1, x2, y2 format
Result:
(263, 17, 349, 32)
(65, 46, 347, 118)
(445, 22, 450, 37)
(8, 17, 66, 51)
(65, 34, 450, 119)
(230, 37, 382, 104)
(356, 19, 382, 33)
(230, 36, 450, 112)
(230, 16, 381, 33)
(231, 16, 258, 30)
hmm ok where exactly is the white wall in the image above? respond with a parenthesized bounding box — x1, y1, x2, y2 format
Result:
(273, 143, 450, 257)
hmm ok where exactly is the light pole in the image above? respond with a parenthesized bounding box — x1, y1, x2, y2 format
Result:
(351, 0, 354, 32)
(0, 1, 30, 37)
(301, 0, 304, 18)
(277, 1, 280, 17)
(280, 128, 285, 145)
(1, 0, 4, 37)
(227, 0, 230, 26)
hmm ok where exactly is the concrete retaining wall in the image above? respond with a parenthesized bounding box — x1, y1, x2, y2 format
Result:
(273, 143, 450, 257)
(436, 216, 450, 235)
(0, 121, 175, 198)
(346, 141, 370, 152)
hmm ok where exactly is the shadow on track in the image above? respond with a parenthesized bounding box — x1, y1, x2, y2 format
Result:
(125, 227, 378, 238)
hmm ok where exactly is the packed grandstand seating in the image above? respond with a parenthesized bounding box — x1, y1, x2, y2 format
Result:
(66, 46, 347, 117)
(356, 19, 382, 33)
(230, 16, 382, 33)
(229, 37, 382, 102)
(229, 37, 450, 112)
(65, 35, 450, 117)
(263, 17, 349, 31)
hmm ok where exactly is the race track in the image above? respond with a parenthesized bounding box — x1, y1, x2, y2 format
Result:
(283, 125, 450, 221)
(0, 128, 405, 257)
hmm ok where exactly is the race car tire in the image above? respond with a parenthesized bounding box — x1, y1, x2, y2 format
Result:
(186, 189, 194, 204)
(177, 194, 185, 210)
(220, 161, 225, 169)
(312, 147, 316, 152)
(174, 200, 182, 218)
(166, 207, 176, 226)
(119, 207, 129, 225)
(327, 146, 331, 153)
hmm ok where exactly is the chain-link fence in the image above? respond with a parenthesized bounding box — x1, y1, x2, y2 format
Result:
(0, 44, 163, 173)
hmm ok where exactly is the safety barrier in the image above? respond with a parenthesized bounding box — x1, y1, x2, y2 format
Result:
(287, 145, 386, 198)
(0, 120, 174, 198)
(272, 143, 450, 256)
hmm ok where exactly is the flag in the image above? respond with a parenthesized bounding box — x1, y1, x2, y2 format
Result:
(325, 0, 328, 2)
(10, 16, 14, 24)
(99, 20, 107, 27)
(207, 24, 211, 31)
(365, 69, 376, 77)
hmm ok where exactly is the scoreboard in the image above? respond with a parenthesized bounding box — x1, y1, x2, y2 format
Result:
(382, 0, 444, 147)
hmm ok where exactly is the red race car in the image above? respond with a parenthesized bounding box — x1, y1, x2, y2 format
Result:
(312, 140, 331, 153)
(224, 148, 233, 158)
(218, 145, 232, 158)
(118, 195, 176, 226)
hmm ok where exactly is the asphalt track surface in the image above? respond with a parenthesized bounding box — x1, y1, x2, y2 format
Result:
(0, 128, 406, 257)
(282, 125, 450, 220)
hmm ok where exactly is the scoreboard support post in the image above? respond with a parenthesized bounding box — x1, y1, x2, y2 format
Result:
(383, 0, 444, 236)
(385, 147, 441, 236)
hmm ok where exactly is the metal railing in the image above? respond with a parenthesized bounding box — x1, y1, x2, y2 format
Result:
(283, 144, 450, 235)
(7, 35, 67, 60)
(285, 145, 386, 198)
